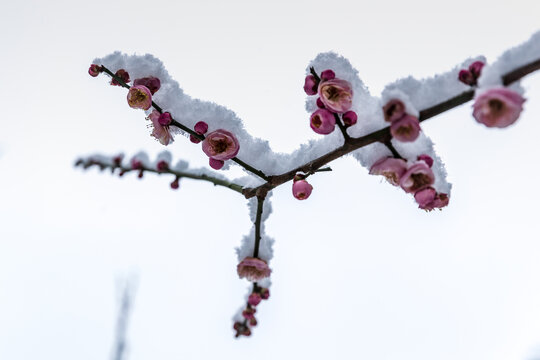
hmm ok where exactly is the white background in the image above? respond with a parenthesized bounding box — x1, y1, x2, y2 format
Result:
(1, 1, 540, 359)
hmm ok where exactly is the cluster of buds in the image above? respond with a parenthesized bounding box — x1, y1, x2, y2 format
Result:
(304, 69, 357, 135)
(383, 99, 421, 142)
(292, 173, 313, 200)
(459, 61, 485, 86)
(234, 285, 270, 338)
(370, 154, 449, 211)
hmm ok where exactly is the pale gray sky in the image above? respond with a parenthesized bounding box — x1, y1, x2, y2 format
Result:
(1, 1, 540, 359)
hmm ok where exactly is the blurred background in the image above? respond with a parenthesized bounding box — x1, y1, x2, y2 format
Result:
(1, 0, 540, 359)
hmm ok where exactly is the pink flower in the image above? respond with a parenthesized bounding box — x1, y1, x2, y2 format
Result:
(158, 112, 172, 126)
(304, 75, 318, 95)
(292, 179, 313, 200)
(111, 69, 130, 86)
(248, 293, 262, 306)
(147, 110, 173, 145)
(318, 78, 353, 113)
(170, 178, 180, 189)
(194, 121, 209, 135)
(369, 157, 408, 186)
(414, 187, 449, 211)
(383, 99, 406, 123)
(320, 69, 335, 82)
(390, 114, 421, 142)
(202, 129, 240, 161)
(127, 85, 152, 110)
(260, 288, 270, 300)
(190, 134, 201, 144)
(88, 64, 102, 77)
(342, 111, 357, 127)
(458, 69, 475, 86)
(209, 158, 224, 170)
(156, 160, 168, 172)
(133, 77, 161, 95)
(316, 98, 325, 108)
(469, 61, 485, 79)
(472, 87, 526, 128)
(417, 154, 433, 168)
(237, 257, 272, 282)
(310, 108, 336, 135)
(400, 162, 435, 193)
(242, 307, 256, 320)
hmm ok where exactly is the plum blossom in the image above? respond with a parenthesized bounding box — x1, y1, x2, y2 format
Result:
(414, 187, 449, 211)
(111, 69, 130, 86)
(202, 129, 240, 161)
(303, 75, 318, 95)
(318, 78, 353, 113)
(383, 99, 406, 122)
(472, 87, 526, 128)
(292, 179, 313, 200)
(390, 114, 421, 142)
(400, 162, 435, 193)
(369, 157, 408, 186)
(237, 257, 271, 282)
(310, 108, 336, 135)
(147, 110, 173, 145)
(127, 85, 152, 110)
(133, 76, 161, 95)
(88, 64, 102, 77)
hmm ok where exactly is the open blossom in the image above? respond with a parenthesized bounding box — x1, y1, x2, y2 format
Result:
(310, 108, 336, 134)
(383, 99, 406, 122)
(369, 157, 408, 186)
(400, 162, 435, 193)
(127, 85, 152, 110)
(133, 76, 161, 95)
(318, 78, 353, 113)
(237, 257, 271, 282)
(147, 110, 173, 145)
(292, 179, 313, 200)
(202, 129, 240, 161)
(390, 114, 421, 142)
(472, 87, 526, 128)
(414, 187, 449, 211)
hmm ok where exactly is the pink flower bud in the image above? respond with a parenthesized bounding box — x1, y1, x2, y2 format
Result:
(194, 121, 209, 135)
(417, 154, 433, 168)
(158, 112, 172, 126)
(342, 111, 357, 127)
(248, 293, 262, 306)
(304, 75, 318, 95)
(88, 64, 102, 77)
(400, 162, 435, 193)
(310, 108, 336, 135)
(458, 69, 475, 86)
(202, 129, 240, 161)
(111, 69, 130, 86)
(472, 87, 526, 128)
(390, 114, 421, 142)
(209, 158, 224, 170)
(242, 307, 256, 319)
(156, 160, 168, 172)
(113, 155, 123, 167)
(249, 318, 258, 327)
(133, 77, 161, 95)
(318, 78, 353, 113)
(414, 187, 449, 211)
(237, 257, 272, 282)
(383, 99, 406, 122)
(469, 61, 485, 79)
(190, 135, 201, 144)
(369, 157, 408, 186)
(147, 110, 173, 145)
(316, 98, 325, 109)
(292, 179, 313, 200)
(170, 178, 180, 189)
(131, 158, 143, 170)
(320, 69, 335, 82)
(260, 288, 270, 300)
(127, 85, 152, 110)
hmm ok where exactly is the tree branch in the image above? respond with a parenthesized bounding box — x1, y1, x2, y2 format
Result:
(242, 58, 540, 199)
